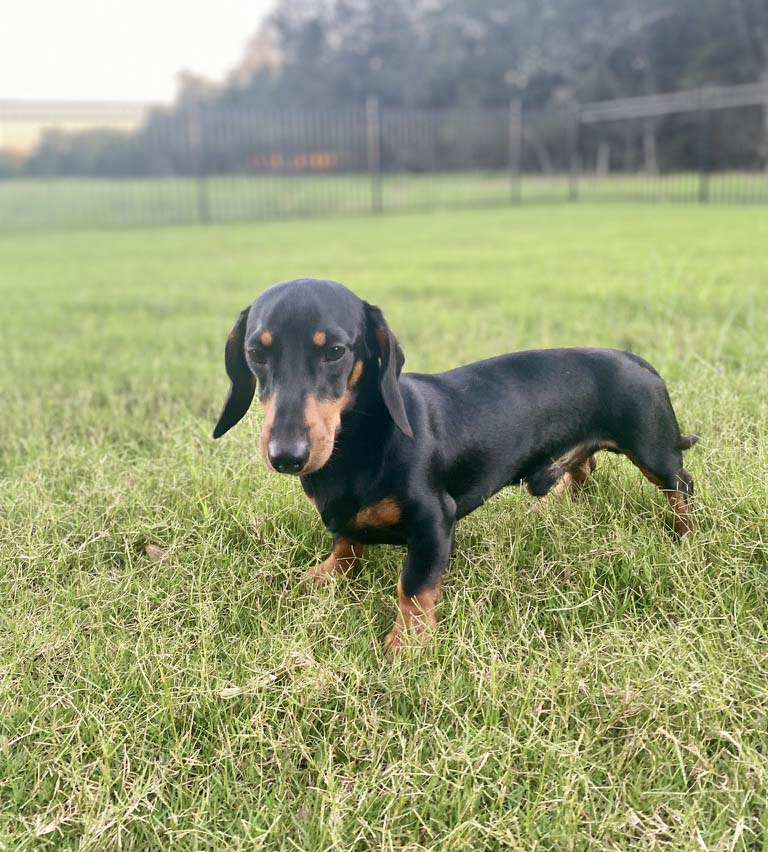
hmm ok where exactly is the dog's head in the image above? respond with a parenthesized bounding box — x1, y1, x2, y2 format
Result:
(213, 278, 412, 475)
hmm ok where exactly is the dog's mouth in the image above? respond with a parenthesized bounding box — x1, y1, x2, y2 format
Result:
(260, 393, 349, 477)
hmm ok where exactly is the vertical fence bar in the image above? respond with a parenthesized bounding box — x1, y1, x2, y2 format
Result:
(508, 98, 523, 204)
(568, 106, 581, 201)
(186, 99, 211, 224)
(366, 95, 383, 213)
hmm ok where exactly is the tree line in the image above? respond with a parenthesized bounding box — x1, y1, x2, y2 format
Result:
(221, 0, 767, 110)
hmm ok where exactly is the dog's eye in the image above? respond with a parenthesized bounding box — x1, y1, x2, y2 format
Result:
(324, 345, 346, 362)
(248, 349, 267, 365)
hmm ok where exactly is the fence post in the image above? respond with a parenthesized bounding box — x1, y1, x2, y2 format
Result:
(508, 99, 523, 204)
(696, 94, 710, 203)
(186, 99, 211, 224)
(568, 106, 581, 201)
(366, 95, 383, 214)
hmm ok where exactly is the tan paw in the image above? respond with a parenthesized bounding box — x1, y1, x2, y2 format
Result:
(300, 562, 341, 585)
(383, 618, 435, 655)
(383, 625, 403, 654)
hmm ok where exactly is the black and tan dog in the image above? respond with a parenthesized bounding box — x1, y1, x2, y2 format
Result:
(214, 278, 697, 652)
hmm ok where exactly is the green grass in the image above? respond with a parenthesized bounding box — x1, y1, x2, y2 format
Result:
(1, 204, 767, 849)
(2, 171, 767, 230)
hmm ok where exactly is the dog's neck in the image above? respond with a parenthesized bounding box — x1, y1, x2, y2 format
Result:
(338, 358, 392, 451)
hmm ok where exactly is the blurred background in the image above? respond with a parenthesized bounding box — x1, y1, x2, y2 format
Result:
(2, 0, 768, 230)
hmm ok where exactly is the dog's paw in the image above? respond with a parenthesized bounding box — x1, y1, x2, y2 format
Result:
(299, 562, 340, 586)
(383, 625, 403, 654)
(383, 621, 435, 655)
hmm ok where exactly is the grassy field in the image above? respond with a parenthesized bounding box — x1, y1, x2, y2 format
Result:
(1, 171, 768, 230)
(1, 204, 767, 849)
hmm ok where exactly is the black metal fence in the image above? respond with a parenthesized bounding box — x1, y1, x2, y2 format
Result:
(1, 81, 767, 230)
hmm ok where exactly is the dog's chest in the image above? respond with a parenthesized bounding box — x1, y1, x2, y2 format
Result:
(302, 478, 406, 544)
(302, 476, 357, 530)
(319, 496, 358, 536)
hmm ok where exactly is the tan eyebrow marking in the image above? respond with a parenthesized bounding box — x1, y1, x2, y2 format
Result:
(313, 330, 327, 347)
(259, 331, 272, 346)
(348, 360, 363, 388)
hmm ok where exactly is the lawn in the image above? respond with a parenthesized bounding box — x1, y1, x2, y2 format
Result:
(1, 204, 767, 849)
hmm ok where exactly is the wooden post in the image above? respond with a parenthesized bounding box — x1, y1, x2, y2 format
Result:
(508, 98, 523, 204)
(696, 95, 710, 204)
(366, 95, 382, 213)
(186, 100, 211, 224)
(568, 106, 581, 201)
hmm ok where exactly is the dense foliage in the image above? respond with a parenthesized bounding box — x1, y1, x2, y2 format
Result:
(221, 0, 768, 109)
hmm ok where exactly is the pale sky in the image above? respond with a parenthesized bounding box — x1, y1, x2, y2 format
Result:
(1, 0, 274, 103)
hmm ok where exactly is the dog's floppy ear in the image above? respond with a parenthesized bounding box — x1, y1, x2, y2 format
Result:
(364, 302, 413, 438)
(213, 308, 255, 439)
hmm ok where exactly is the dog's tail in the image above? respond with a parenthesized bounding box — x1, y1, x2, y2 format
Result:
(679, 434, 700, 451)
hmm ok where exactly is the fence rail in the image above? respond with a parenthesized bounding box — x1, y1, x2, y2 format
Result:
(1, 81, 767, 230)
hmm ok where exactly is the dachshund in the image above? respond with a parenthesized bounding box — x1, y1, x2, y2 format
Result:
(214, 278, 697, 652)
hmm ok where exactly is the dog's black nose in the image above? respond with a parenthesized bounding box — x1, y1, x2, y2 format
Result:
(268, 440, 310, 474)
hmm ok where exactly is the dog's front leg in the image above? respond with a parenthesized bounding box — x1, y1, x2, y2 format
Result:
(384, 501, 455, 654)
(302, 536, 363, 584)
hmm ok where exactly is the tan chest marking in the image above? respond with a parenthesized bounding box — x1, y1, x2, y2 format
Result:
(353, 497, 401, 528)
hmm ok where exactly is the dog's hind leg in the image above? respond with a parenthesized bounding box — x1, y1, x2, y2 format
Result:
(552, 453, 597, 496)
(624, 446, 695, 538)
(530, 446, 597, 502)
(665, 467, 694, 538)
